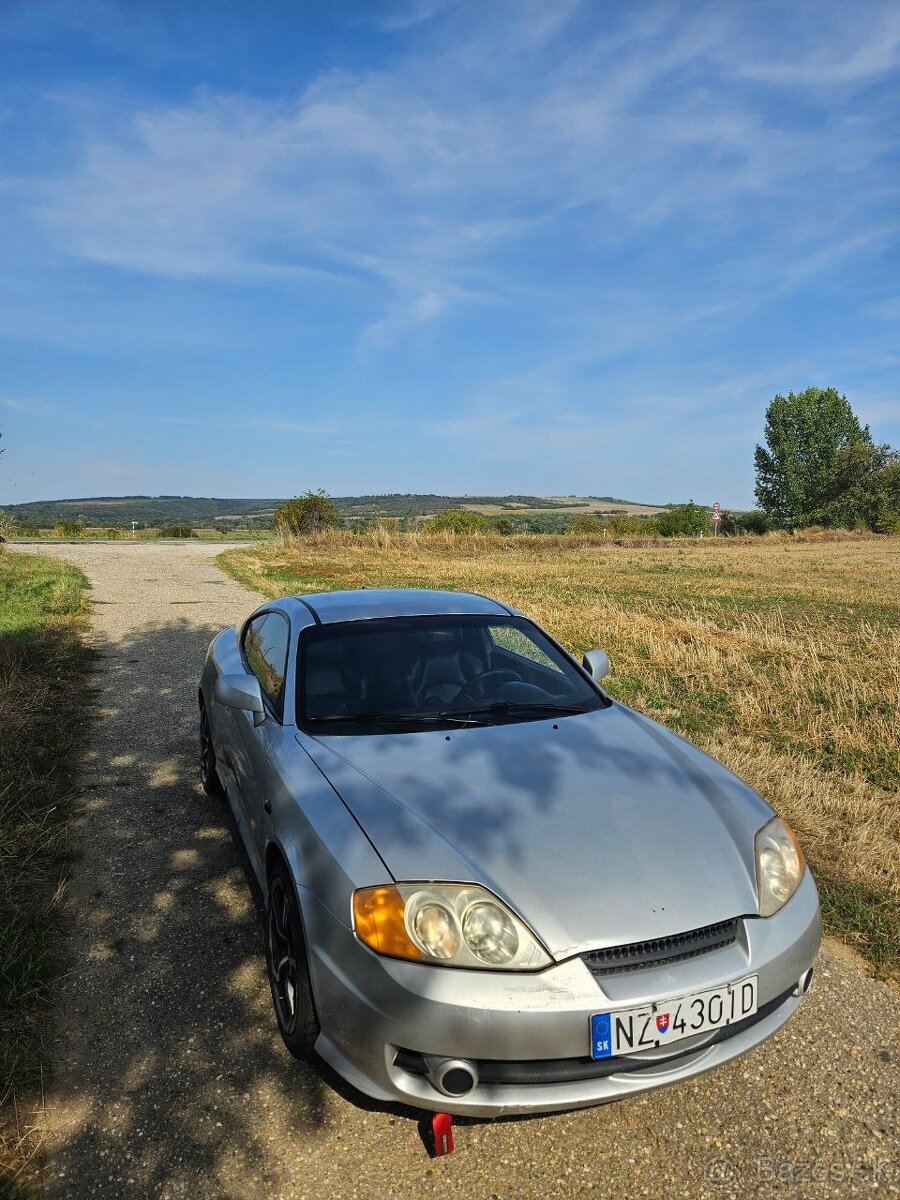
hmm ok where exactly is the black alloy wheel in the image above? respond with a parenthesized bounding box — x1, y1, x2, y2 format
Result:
(266, 863, 319, 1057)
(200, 704, 224, 796)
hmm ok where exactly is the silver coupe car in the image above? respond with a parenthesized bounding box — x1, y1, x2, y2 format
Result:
(199, 588, 819, 1121)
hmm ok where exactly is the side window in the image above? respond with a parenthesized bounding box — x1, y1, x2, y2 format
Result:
(487, 624, 563, 673)
(243, 613, 290, 711)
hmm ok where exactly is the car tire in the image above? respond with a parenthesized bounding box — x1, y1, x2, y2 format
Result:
(199, 703, 224, 797)
(266, 861, 319, 1058)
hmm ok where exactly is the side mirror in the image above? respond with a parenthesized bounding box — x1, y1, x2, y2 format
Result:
(582, 648, 610, 681)
(215, 673, 266, 726)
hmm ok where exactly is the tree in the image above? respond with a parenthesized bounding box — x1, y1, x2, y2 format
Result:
(754, 388, 872, 528)
(820, 442, 900, 533)
(658, 501, 708, 537)
(273, 490, 339, 536)
(426, 507, 492, 534)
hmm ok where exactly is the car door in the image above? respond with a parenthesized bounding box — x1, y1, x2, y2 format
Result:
(232, 611, 291, 872)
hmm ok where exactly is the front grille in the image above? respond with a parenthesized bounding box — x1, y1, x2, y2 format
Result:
(393, 985, 794, 1087)
(580, 917, 740, 977)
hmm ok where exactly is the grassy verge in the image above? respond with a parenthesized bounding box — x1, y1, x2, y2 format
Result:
(220, 531, 900, 978)
(0, 551, 94, 1197)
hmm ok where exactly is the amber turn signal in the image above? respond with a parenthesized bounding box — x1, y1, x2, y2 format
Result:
(352, 885, 423, 960)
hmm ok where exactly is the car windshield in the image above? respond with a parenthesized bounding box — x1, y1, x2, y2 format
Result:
(299, 614, 605, 733)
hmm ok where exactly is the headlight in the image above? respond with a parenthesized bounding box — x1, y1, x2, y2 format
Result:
(352, 882, 552, 970)
(755, 816, 805, 916)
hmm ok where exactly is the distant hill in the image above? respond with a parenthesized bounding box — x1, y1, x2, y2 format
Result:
(2, 492, 668, 529)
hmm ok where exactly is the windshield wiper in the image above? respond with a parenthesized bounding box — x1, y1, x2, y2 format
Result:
(308, 710, 493, 727)
(440, 701, 591, 720)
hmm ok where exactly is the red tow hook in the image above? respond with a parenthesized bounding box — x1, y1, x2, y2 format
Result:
(432, 1112, 454, 1156)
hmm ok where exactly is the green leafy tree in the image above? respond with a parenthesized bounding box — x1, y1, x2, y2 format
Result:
(426, 507, 492, 534)
(657, 502, 708, 537)
(820, 443, 900, 533)
(273, 490, 340, 537)
(754, 388, 872, 528)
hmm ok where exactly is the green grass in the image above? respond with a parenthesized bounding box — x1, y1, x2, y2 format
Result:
(0, 551, 94, 1195)
(816, 871, 900, 977)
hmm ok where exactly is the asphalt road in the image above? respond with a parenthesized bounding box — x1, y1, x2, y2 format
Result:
(18, 542, 900, 1199)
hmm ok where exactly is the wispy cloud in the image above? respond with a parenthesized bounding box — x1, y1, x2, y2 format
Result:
(1, 0, 898, 508)
(732, 4, 900, 86)
(1, 396, 57, 416)
(17, 0, 897, 351)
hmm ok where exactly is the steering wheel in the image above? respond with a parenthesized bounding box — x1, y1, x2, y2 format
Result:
(461, 668, 524, 702)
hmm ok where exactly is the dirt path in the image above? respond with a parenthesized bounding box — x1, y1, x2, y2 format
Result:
(18, 542, 900, 1199)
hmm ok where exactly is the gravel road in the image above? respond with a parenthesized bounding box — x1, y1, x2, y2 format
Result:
(18, 542, 900, 1199)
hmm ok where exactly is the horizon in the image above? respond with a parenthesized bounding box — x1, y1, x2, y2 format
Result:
(2, 1, 899, 508)
(4, 488, 683, 514)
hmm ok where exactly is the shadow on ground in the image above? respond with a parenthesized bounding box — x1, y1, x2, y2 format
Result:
(41, 614, 422, 1199)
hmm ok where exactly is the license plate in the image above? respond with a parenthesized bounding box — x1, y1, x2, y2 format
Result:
(590, 974, 758, 1059)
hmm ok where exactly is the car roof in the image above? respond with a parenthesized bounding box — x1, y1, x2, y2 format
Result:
(294, 588, 514, 625)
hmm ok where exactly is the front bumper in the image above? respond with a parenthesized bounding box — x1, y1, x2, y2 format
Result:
(302, 870, 821, 1117)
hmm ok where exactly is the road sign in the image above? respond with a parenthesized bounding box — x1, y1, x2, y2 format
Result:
(711, 501, 721, 535)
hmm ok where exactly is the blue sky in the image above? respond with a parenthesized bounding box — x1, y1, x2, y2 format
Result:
(1, 0, 898, 507)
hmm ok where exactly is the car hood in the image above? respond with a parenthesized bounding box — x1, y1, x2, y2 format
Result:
(300, 704, 771, 959)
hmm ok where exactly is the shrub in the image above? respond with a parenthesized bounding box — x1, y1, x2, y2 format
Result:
(274, 490, 340, 537)
(156, 524, 195, 538)
(105, 527, 123, 539)
(490, 516, 517, 535)
(55, 520, 85, 537)
(426, 508, 492, 534)
(602, 513, 661, 537)
(738, 510, 772, 535)
(657, 502, 709, 537)
(568, 514, 603, 534)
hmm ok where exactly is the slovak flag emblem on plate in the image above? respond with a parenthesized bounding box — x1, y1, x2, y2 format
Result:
(656, 1012, 670, 1034)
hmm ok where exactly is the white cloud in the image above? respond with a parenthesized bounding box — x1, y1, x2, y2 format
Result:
(19, 0, 900, 352)
(1, 396, 57, 416)
(732, 4, 900, 86)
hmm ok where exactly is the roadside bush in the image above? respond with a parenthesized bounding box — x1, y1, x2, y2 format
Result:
(274, 490, 340, 537)
(657, 502, 708, 537)
(426, 508, 492, 534)
(739, 508, 777, 532)
(736, 510, 772, 535)
(105, 527, 123, 538)
(156, 524, 195, 538)
(55, 520, 85, 537)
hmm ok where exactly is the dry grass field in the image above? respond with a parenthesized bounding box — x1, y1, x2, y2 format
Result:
(220, 532, 900, 977)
